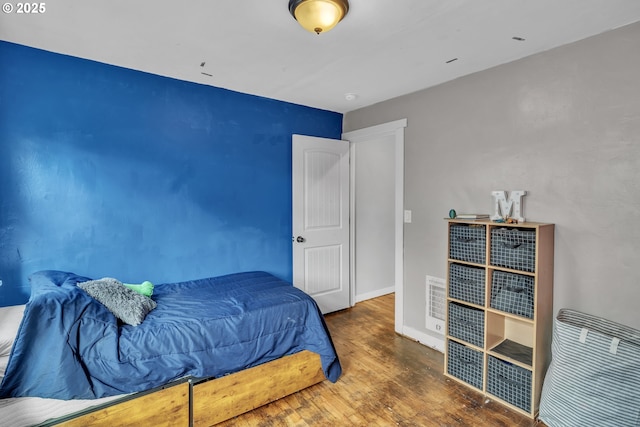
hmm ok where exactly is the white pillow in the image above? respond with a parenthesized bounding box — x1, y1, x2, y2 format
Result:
(0, 305, 26, 357)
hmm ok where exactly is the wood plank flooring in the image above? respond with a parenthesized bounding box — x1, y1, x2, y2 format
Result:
(216, 294, 545, 426)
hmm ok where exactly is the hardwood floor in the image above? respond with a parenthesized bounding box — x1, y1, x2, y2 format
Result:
(216, 294, 545, 426)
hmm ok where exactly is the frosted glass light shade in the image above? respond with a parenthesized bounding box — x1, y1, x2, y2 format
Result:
(289, 0, 349, 34)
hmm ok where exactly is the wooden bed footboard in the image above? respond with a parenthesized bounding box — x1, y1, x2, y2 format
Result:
(55, 380, 190, 427)
(192, 350, 325, 426)
(52, 350, 325, 426)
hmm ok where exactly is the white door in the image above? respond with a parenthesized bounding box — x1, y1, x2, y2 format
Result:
(292, 134, 350, 314)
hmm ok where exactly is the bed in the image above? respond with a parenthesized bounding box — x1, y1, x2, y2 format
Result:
(0, 270, 341, 426)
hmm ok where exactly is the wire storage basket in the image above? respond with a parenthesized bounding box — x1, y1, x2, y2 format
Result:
(490, 227, 536, 272)
(449, 263, 486, 306)
(447, 340, 484, 390)
(448, 302, 484, 348)
(487, 355, 532, 413)
(449, 224, 486, 264)
(490, 271, 534, 319)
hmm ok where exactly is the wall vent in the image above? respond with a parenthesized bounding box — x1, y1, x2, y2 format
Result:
(425, 275, 445, 334)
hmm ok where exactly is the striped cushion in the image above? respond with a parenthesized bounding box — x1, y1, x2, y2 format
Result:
(539, 309, 640, 426)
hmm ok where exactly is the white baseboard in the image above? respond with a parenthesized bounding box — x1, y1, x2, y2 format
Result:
(400, 325, 445, 353)
(355, 286, 395, 303)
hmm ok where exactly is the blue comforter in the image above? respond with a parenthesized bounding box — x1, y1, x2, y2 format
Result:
(0, 270, 341, 400)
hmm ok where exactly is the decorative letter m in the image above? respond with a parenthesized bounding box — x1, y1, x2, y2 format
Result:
(491, 190, 526, 222)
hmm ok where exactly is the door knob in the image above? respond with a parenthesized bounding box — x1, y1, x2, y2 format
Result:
(296, 236, 306, 243)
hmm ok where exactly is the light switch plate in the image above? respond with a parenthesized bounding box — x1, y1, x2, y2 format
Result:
(404, 210, 412, 223)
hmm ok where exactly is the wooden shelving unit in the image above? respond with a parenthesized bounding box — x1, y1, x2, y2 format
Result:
(443, 219, 554, 418)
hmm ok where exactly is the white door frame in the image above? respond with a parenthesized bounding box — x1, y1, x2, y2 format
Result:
(342, 118, 407, 334)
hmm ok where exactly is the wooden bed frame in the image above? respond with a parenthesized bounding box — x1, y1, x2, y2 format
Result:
(51, 350, 324, 427)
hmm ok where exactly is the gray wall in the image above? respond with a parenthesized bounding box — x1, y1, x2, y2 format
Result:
(344, 22, 640, 338)
(353, 135, 396, 301)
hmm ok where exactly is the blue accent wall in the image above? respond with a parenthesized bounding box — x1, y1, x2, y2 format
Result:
(0, 41, 343, 306)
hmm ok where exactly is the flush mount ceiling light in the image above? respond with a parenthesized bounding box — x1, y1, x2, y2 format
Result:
(288, 0, 349, 35)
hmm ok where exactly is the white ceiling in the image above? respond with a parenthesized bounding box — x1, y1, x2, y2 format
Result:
(2, 0, 640, 113)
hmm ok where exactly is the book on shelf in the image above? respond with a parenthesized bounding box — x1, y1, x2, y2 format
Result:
(455, 214, 490, 219)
